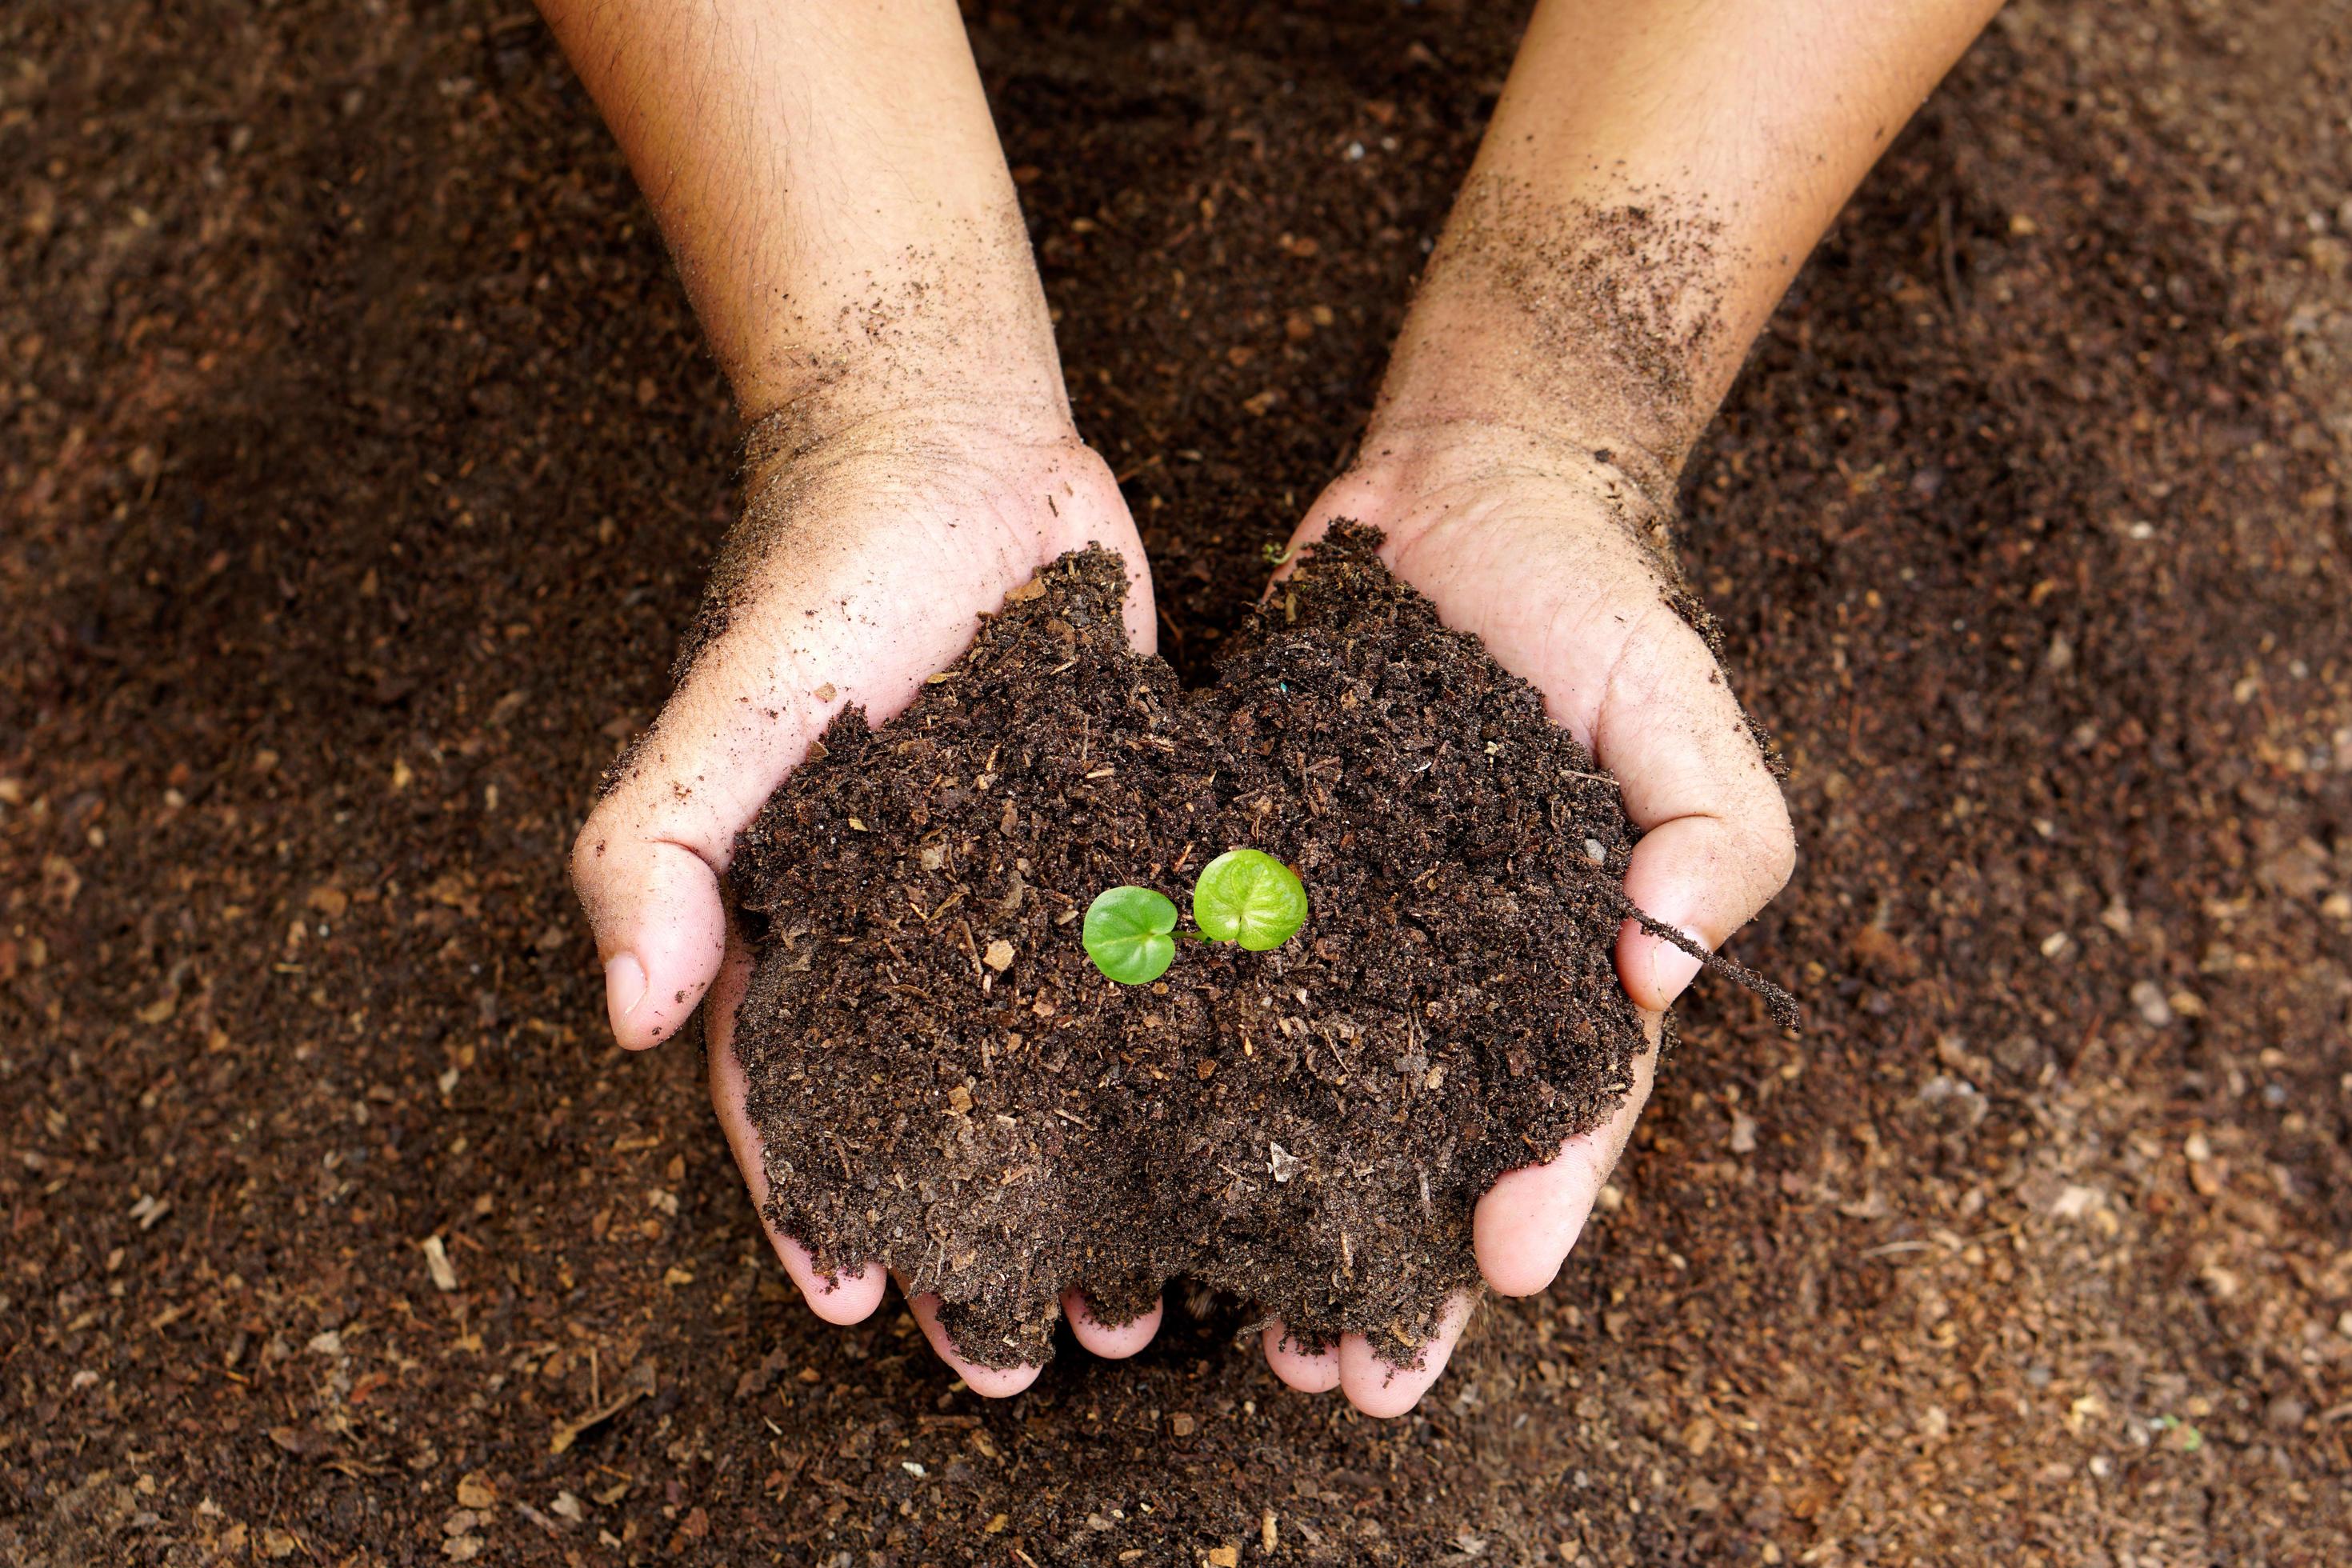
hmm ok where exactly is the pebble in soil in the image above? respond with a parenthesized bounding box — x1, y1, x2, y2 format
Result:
(730, 523, 1683, 1368)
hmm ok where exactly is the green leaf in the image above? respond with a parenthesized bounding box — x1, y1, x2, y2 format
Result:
(1082, 886, 1179, 984)
(1191, 849, 1309, 951)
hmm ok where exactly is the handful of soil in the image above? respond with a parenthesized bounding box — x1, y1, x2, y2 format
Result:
(730, 524, 1774, 1367)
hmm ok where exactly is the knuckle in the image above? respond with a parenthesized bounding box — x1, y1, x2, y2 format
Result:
(570, 786, 635, 862)
(1762, 794, 1799, 882)
(1747, 797, 1798, 891)
(566, 815, 610, 890)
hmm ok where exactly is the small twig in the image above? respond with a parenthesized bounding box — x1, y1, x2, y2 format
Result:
(1937, 195, 1967, 321)
(1608, 891, 1802, 1032)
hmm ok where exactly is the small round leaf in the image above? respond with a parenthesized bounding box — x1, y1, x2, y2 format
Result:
(1191, 849, 1309, 951)
(1082, 886, 1178, 984)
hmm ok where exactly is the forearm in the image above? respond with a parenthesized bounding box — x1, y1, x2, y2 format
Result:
(1374, 0, 2002, 491)
(534, 0, 1065, 432)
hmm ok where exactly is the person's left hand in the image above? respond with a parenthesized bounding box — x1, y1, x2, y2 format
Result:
(1254, 419, 1796, 1417)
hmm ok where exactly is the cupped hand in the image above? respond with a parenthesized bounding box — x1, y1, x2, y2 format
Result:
(572, 404, 1163, 1394)
(1256, 419, 1796, 1416)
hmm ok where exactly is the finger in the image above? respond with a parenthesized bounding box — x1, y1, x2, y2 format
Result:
(779, 1242, 887, 1324)
(1262, 490, 1371, 598)
(573, 836, 726, 1050)
(572, 648, 828, 1050)
(902, 1282, 1046, 1398)
(1062, 1288, 1163, 1360)
(707, 936, 886, 1324)
(994, 438, 1159, 658)
(1594, 618, 1796, 1012)
(1474, 1033, 1659, 1295)
(1097, 520, 1160, 658)
(1337, 1292, 1475, 1418)
(1260, 1321, 1342, 1394)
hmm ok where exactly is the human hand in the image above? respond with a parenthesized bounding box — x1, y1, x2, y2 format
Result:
(573, 404, 1166, 1394)
(1254, 419, 1795, 1415)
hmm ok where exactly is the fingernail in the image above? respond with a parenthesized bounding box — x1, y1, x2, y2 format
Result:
(604, 952, 649, 1029)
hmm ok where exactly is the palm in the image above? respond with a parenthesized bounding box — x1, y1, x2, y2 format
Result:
(1253, 430, 1793, 1412)
(1299, 448, 1681, 754)
(575, 416, 1162, 1393)
(696, 424, 1154, 746)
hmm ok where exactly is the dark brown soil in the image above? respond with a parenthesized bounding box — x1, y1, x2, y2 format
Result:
(5, 2, 2350, 1566)
(731, 526, 1664, 1367)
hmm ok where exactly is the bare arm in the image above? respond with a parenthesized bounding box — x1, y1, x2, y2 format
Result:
(1378, 0, 2006, 486)
(534, 0, 1066, 429)
(543, 0, 1158, 1394)
(1267, 0, 2002, 1416)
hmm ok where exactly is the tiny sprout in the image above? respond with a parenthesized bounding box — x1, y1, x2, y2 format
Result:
(1260, 539, 1298, 566)
(1082, 848, 1310, 984)
(1082, 886, 1179, 985)
(1190, 849, 1309, 951)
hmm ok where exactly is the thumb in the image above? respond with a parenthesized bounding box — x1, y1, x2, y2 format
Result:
(1596, 618, 1796, 1014)
(572, 657, 826, 1050)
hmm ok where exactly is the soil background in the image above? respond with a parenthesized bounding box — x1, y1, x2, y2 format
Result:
(4, 2, 2350, 1565)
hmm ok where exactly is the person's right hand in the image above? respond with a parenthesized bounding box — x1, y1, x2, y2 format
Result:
(572, 404, 1163, 1394)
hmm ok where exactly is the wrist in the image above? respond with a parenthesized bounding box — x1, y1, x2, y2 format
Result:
(1363, 303, 1690, 514)
(739, 350, 1074, 452)
(726, 199, 1075, 451)
(1365, 173, 1738, 502)
(1345, 414, 1679, 533)
(738, 366, 1082, 491)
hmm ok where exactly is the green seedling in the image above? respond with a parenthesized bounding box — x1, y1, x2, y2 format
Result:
(1082, 848, 1309, 984)
(1081, 885, 1180, 985)
(1191, 848, 1310, 950)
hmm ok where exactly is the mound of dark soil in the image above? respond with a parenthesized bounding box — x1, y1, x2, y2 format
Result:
(730, 524, 1777, 1367)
